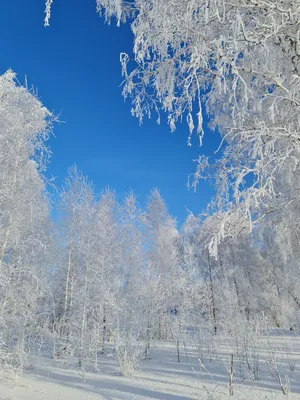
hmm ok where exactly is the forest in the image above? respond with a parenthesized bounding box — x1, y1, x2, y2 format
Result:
(1, 1, 300, 399)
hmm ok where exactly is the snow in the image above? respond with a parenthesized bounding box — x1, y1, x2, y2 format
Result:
(1, 332, 300, 400)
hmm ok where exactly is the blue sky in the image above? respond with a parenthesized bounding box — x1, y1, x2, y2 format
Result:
(0, 0, 219, 225)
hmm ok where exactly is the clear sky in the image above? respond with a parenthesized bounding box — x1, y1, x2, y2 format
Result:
(0, 0, 220, 225)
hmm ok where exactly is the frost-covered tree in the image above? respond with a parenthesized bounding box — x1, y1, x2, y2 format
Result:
(91, 188, 120, 357)
(117, 194, 144, 333)
(52, 165, 96, 359)
(45, 0, 300, 252)
(143, 189, 181, 340)
(255, 199, 300, 328)
(0, 70, 53, 366)
(97, 0, 300, 231)
(118, 192, 143, 297)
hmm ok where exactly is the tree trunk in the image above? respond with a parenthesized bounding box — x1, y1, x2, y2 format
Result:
(0, 133, 23, 271)
(79, 231, 91, 367)
(102, 305, 106, 354)
(208, 256, 217, 335)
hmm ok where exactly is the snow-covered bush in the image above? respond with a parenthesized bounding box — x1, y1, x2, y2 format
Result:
(113, 330, 144, 377)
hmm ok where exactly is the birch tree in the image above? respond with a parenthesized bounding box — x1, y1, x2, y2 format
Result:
(46, 0, 300, 252)
(90, 188, 120, 359)
(54, 165, 95, 358)
(0, 70, 53, 366)
(143, 189, 181, 339)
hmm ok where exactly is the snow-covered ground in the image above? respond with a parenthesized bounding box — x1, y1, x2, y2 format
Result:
(1, 331, 300, 400)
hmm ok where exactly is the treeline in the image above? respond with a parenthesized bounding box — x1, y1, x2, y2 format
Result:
(0, 71, 299, 377)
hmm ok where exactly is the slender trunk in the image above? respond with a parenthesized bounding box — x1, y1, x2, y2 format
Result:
(94, 350, 98, 371)
(229, 353, 234, 395)
(158, 315, 161, 340)
(208, 256, 217, 335)
(145, 306, 151, 359)
(233, 275, 242, 311)
(64, 231, 73, 315)
(0, 133, 23, 271)
(61, 215, 75, 355)
(102, 305, 106, 354)
(288, 290, 300, 307)
(176, 337, 180, 363)
(230, 246, 249, 318)
(79, 231, 91, 367)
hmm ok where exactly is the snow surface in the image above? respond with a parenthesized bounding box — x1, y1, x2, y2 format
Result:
(1, 332, 300, 400)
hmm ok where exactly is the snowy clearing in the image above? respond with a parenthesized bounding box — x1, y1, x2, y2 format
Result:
(1, 332, 300, 400)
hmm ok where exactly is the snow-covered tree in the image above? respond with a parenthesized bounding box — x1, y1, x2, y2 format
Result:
(0, 70, 53, 366)
(44, 0, 300, 252)
(52, 165, 95, 359)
